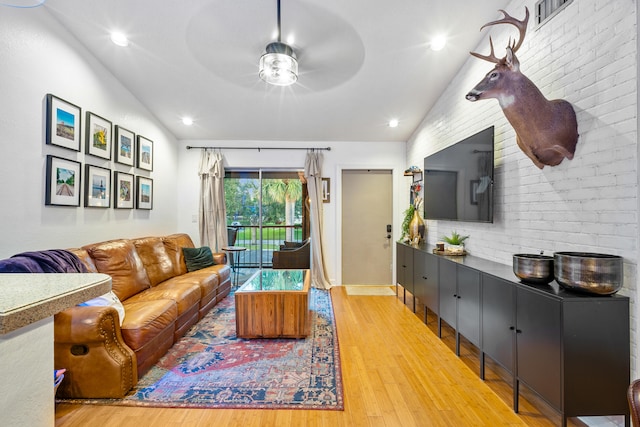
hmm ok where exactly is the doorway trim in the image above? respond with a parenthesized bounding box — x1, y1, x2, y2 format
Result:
(334, 164, 403, 286)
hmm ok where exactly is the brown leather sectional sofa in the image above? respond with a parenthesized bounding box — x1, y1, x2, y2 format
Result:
(54, 233, 231, 399)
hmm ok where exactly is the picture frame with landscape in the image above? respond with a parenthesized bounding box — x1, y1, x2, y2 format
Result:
(45, 155, 81, 207)
(84, 164, 111, 208)
(86, 112, 112, 160)
(114, 126, 135, 166)
(136, 135, 153, 171)
(136, 176, 153, 210)
(114, 171, 134, 209)
(45, 94, 81, 151)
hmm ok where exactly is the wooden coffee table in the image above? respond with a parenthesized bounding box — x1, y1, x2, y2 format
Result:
(235, 269, 310, 339)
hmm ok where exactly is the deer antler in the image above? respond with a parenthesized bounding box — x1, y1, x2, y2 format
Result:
(470, 36, 501, 64)
(470, 7, 530, 62)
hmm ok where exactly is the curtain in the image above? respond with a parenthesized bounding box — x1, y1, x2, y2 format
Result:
(304, 151, 332, 290)
(198, 150, 227, 251)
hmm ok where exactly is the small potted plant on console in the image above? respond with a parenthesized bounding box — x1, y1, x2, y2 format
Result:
(441, 231, 469, 255)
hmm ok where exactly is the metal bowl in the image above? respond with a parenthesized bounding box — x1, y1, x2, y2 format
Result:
(554, 252, 623, 295)
(513, 254, 555, 285)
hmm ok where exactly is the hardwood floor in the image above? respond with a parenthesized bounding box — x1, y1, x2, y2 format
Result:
(56, 286, 604, 427)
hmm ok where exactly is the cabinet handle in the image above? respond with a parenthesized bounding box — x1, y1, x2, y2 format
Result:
(457, 295, 461, 299)
(453, 294, 457, 298)
(509, 326, 515, 330)
(422, 276, 428, 279)
(516, 329, 522, 334)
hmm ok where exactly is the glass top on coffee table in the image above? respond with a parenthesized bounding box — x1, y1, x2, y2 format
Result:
(238, 269, 310, 292)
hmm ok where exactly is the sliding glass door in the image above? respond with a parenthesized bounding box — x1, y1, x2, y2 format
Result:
(224, 169, 308, 268)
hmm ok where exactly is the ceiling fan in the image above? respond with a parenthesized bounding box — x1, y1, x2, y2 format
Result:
(184, 0, 365, 92)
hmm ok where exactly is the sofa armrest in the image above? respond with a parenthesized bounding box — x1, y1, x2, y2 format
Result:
(54, 305, 137, 398)
(213, 252, 227, 265)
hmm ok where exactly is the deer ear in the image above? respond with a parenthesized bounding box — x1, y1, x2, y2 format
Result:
(505, 47, 520, 72)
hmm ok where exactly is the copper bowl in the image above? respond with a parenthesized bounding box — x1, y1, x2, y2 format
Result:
(554, 252, 623, 295)
(513, 254, 554, 285)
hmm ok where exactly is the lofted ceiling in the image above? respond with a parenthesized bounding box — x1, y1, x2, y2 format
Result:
(44, 0, 510, 143)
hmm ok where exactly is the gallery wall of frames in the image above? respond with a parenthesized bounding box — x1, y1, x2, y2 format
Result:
(44, 93, 154, 210)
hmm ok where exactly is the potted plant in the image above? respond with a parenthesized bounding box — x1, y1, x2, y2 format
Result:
(441, 231, 469, 254)
(400, 205, 415, 242)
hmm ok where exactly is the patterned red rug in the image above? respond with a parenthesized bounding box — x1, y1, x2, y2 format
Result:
(59, 288, 343, 410)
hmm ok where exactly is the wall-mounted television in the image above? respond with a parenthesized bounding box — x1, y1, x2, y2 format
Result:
(423, 126, 494, 223)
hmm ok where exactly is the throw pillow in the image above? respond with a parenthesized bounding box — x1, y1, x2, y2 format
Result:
(182, 246, 215, 272)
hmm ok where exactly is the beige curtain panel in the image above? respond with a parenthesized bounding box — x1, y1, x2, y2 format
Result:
(198, 150, 228, 252)
(305, 151, 332, 290)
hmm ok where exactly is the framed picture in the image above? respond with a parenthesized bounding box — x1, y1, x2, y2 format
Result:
(322, 177, 330, 203)
(84, 164, 111, 208)
(136, 135, 153, 171)
(470, 180, 479, 205)
(114, 126, 135, 166)
(45, 94, 81, 151)
(86, 112, 112, 159)
(114, 171, 134, 209)
(136, 176, 153, 209)
(45, 155, 81, 207)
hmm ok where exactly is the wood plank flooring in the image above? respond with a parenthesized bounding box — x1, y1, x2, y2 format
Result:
(55, 286, 599, 427)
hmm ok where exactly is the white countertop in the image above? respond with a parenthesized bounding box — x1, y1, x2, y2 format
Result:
(0, 273, 112, 334)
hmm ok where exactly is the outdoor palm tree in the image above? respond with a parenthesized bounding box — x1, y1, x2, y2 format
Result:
(263, 179, 302, 242)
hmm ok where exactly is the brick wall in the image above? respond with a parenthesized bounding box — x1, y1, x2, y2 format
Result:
(407, 0, 638, 374)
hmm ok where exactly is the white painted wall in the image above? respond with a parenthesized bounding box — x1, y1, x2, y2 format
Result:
(0, 6, 179, 259)
(176, 140, 406, 285)
(407, 0, 638, 375)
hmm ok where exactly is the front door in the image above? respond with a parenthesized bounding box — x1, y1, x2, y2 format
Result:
(341, 169, 393, 285)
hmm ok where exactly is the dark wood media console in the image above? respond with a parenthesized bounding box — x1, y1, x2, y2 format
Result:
(397, 242, 630, 427)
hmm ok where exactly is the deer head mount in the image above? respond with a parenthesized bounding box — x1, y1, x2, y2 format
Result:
(465, 8, 578, 169)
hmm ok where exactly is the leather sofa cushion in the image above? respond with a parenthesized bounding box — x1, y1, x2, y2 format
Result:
(84, 239, 151, 301)
(202, 264, 231, 284)
(133, 236, 176, 286)
(163, 273, 217, 299)
(127, 281, 201, 315)
(163, 233, 195, 276)
(67, 248, 99, 273)
(120, 299, 177, 351)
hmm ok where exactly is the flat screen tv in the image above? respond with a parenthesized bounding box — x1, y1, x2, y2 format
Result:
(423, 126, 494, 223)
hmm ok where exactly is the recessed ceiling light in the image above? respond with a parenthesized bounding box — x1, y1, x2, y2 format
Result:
(430, 35, 447, 51)
(182, 117, 194, 126)
(389, 119, 399, 128)
(110, 31, 129, 47)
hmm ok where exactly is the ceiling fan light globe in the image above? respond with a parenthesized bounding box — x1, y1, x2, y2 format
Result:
(259, 42, 298, 86)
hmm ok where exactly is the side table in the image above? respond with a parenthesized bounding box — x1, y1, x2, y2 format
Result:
(221, 246, 247, 287)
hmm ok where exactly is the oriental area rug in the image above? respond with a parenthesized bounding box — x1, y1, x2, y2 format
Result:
(59, 288, 343, 410)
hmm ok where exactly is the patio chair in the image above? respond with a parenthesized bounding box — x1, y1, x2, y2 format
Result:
(272, 239, 310, 269)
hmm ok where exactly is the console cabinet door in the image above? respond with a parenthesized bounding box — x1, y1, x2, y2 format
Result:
(396, 243, 414, 293)
(481, 274, 514, 373)
(438, 260, 457, 328)
(395, 242, 404, 285)
(456, 265, 480, 347)
(424, 254, 439, 315)
(516, 288, 561, 410)
(413, 252, 438, 316)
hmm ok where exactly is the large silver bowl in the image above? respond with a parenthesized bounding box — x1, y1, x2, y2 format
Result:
(513, 254, 554, 285)
(554, 252, 623, 295)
